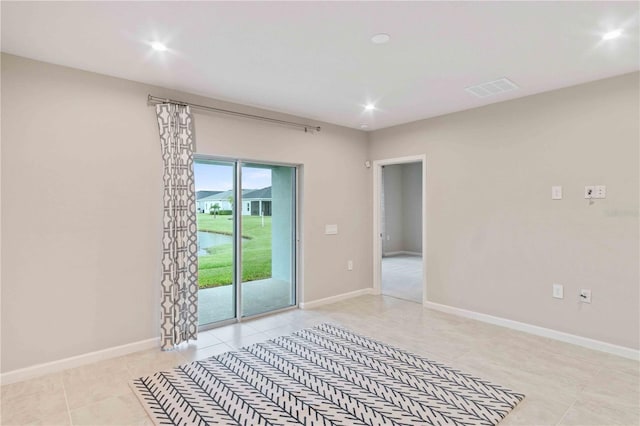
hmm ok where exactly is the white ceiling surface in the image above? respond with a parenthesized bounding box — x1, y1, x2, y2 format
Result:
(2, 2, 639, 130)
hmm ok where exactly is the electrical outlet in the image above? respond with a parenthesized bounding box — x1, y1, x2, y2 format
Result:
(553, 284, 564, 299)
(347, 260, 353, 271)
(585, 185, 606, 199)
(579, 289, 592, 303)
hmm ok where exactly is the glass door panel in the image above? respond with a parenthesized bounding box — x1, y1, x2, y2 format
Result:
(194, 159, 236, 326)
(240, 163, 296, 317)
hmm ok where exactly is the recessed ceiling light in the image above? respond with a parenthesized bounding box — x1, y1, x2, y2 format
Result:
(151, 42, 168, 52)
(602, 29, 623, 41)
(371, 33, 390, 44)
(360, 124, 369, 129)
(364, 103, 376, 111)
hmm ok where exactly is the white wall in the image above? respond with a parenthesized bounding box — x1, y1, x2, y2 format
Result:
(1, 54, 372, 372)
(382, 164, 403, 254)
(370, 72, 640, 350)
(382, 162, 422, 255)
(401, 162, 422, 253)
(242, 200, 251, 216)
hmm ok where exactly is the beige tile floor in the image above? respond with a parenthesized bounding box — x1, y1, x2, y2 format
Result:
(1, 295, 638, 425)
(382, 254, 423, 302)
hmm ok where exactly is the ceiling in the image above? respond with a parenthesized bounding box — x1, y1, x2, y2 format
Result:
(2, 2, 638, 131)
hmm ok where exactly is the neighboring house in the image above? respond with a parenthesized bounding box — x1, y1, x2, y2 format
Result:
(242, 187, 272, 216)
(196, 190, 222, 213)
(197, 190, 235, 213)
(197, 187, 273, 216)
(196, 190, 223, 213)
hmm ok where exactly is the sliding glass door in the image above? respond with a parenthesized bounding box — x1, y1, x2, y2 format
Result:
(241, 163, 296, 317)
(194, 157, 296, 328)
(195, 160, 237, 326)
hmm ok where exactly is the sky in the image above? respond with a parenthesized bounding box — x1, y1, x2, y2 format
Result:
(194, 163, 271, 191)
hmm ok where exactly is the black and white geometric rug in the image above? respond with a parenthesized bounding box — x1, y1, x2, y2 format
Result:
(132, 323, 524, 425)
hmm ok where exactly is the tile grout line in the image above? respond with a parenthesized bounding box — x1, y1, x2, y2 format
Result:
(567, 363, 604, 423)
(554, 361, 603, 426)
(60, 376, 73, 425)
(555, 398, 578, 425)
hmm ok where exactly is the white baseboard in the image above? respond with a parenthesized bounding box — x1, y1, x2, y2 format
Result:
(423, 301, 639, 361)
(300, 288, 375, 309)
(1, 337, 160, 385)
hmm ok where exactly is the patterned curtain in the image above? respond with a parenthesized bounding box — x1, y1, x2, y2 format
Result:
(156, 103, 198, 350)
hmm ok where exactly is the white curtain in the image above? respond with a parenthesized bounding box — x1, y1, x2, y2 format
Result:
(155, 103, 198, 349)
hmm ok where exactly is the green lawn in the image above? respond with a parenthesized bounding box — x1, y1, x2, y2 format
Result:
(197, 213, 272, 289)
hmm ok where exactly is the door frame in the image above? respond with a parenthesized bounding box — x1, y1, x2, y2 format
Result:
(194, 154, 301, 330)
(372, 154, 427, 304)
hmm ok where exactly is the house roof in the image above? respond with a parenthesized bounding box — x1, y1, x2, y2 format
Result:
(196, 190, 222, 200)
(198, 189, 256, 203)
(244, 187, 271, 200)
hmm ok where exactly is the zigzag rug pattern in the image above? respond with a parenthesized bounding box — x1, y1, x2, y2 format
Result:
(132, 323, 524, 425)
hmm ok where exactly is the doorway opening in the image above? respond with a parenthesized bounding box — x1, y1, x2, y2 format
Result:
(373, 155, 426, 304)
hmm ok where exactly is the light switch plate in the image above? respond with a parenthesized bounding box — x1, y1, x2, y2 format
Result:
(325, 224, 338, 235)
(551, 186, 562, 200)
(553, 283, 564, 299)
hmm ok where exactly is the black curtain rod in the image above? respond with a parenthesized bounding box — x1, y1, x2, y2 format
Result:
(147, 94, 321, 133)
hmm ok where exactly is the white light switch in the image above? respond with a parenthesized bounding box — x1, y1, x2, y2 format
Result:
(551, 186, 562, 200)
(553, 283, 564, 299)
(325, 224, 338, 235)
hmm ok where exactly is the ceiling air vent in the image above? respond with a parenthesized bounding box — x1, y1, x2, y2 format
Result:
(465, 78, 519, 98)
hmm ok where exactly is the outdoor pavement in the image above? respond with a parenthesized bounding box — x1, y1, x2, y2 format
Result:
(198, 278, 295, 325)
